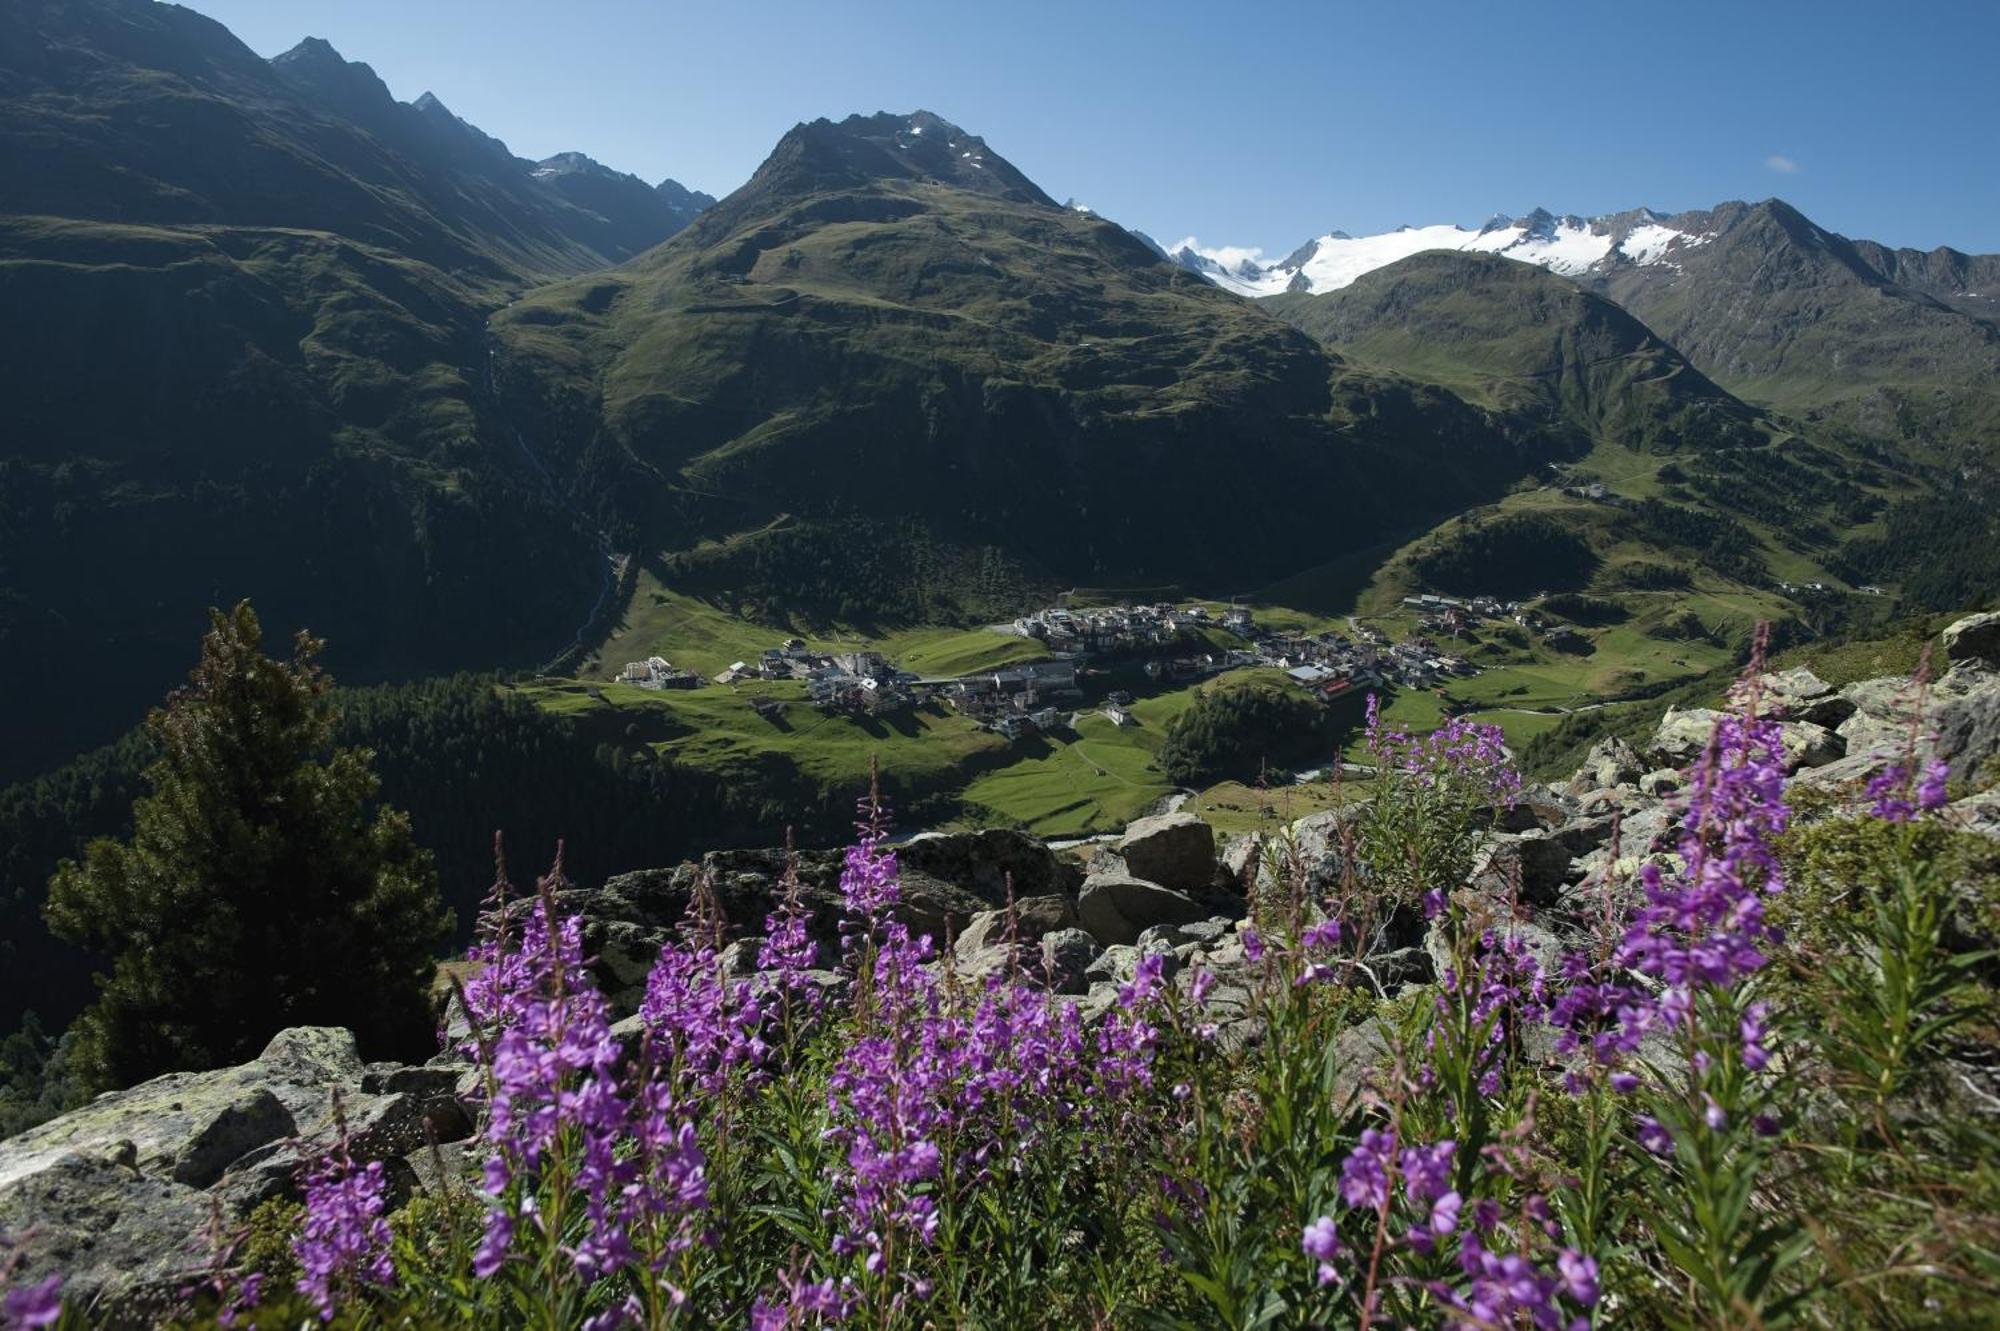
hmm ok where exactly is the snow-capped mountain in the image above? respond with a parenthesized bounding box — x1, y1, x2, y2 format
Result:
(1166, 208, 1714, 297)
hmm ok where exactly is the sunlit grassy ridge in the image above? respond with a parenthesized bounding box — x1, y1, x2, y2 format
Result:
(592, 575, 1049, 681)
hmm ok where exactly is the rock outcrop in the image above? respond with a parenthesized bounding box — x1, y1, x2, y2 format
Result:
(1109, 812, 1218, 892)
(560, 828, 1079, 1011)
(0, 1028, 474, 1327)
(1076, 871, 1211, 946)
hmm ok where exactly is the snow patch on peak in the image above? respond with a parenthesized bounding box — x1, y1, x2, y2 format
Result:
(1620, 222, 1707, 266)
(1168, 210, 1706, 297)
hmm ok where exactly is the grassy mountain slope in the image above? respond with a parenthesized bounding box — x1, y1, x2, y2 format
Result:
(494, 112, 1544, 616)
(0, 0, 709, 778)
(1592, 200, 2000, 449)
(1265, 251, 1763, 455)
(1584, 200, 2000, 611)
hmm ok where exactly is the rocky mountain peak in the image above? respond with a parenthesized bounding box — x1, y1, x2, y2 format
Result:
(745, 109, 1056, 209)
(269, 35, 397, 118)
(655, 177, 718, 214)
(532, 150, 606, 179)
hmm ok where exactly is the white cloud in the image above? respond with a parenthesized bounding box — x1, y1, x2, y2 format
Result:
(1168, 236, 1267, 268)
(1765, 154, 1801, 174)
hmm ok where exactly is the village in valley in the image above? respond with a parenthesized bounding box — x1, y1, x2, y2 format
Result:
(609, 592, 1548, 745)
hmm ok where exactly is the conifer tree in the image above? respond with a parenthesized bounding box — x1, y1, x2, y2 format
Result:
(45, 602, 449, 1090)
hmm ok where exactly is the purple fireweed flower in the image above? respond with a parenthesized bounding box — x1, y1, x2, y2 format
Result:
(1740, 1001, 1771, 1071)
(1400, 1139, 1457, 1205)
(1302, 919, 1343, 950)
(580, 1295, 645, 1331)
(839, 834, 900, 922)
(822, 827, 1155, 1279)
(1296, 917, 1348, 985)
(1637, 1115, 1675, 1157)
(1364, 696, 1521, 808)
(1919, 758, 1950, 812)
(1, 1276, 61, 1331)
(1431, 930, 1546, 1094)
(753, 1274, 855, 1327)
(1301, 1215, 1344, 1285)
(1867, 764, 1918, 823)
(215, 1272, 262, 1329)
(463, 872, 710, 1288)
(1558, 1250, 1600, 1306)
(1339, 1129, 1397, 1210)
(1437, 1233, 1600, 1330)
(641, 941, 773, 1095)
(759, 872, 828, 1018)
(1619, 710, 1789, 993)
(1550, 701, 1791, 1101)
(294, 1148, 395, 1318)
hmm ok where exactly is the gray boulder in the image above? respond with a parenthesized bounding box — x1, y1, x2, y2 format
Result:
(1270, 805, 1370, 895)
(1113, 812, 1218, 892)
(1638, 768, 1682, 797)
(1039, 928, 1101, 994)
(1649, 706, 1843, 771)
(1831, 661, 2000, 788)
(1550, 812, 1618, 857)
(899, 828, 1081, 904)
(1178, 917, 1234, 947)
(1077, 872, 1210, 946)
(1475, 831, 1576, 906)
(1756, 667, 1854, 727)
(1219, 833, 1264, 886)
(1568, 735, 1643, 792)
(1943, 612, 2000, 665)
(952, 894, 1080, 956)
(0, 1027, 476, 1328)
(0, 1153, 215, 1329)
(1933, 683, 2000, 782)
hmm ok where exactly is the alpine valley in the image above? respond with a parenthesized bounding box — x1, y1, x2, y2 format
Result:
(4, 1, 1999, 1065)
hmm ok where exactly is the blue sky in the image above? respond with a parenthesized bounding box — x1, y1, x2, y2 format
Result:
(183, 0, 2000, 255)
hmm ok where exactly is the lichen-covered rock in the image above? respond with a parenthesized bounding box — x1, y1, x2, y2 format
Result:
(1474, 831, 1576, 906)
(1112, 812, 1218, 893)
(1567, 735, 1643, 792)
(1756, 666, 1854, 727)
(1219, 833, 1264, 886)
(1932, 683, 2000, 782)
(1649, 706, 1843, 771)
(0, 1153, 214, 1329)
(1638, 768, 1682, 797)
(950, 895, 1080, 961)
(1943, 611, 2000, 665)
(898, 828, 1080, 903)
(1274, 805, 1371, 895)
(567, 831, 1082, 1011)
(0, 1027, 476, 1328)
(1077, 872, 1209, 946)
(1039, 928, 1101, 994)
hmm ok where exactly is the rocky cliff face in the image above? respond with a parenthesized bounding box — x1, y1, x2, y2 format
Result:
(10, 615, 2000, 1324)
